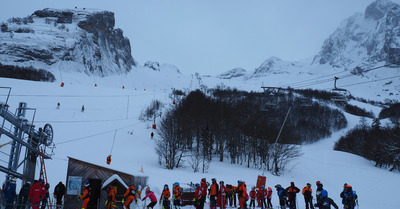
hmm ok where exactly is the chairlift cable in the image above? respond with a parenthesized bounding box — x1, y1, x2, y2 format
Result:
(110, 129, 117, 155)
(55, 123, 138, 145)
(281, 63, 399, 89)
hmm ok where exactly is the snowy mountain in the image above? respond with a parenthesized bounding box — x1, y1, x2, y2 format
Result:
(0, 8, 135, 76)
(215, 0, 400, 102)
(312, 0, 400, 69)
(247, 57, 302, 79)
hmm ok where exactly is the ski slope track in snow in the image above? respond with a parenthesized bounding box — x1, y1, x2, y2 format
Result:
(0, 68, 399, 209)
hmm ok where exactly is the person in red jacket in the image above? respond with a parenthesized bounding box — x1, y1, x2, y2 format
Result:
(199, 178, 207, 209)
(266, 187, 273, 209)
(249, 187, 256, 208)
(29, 179, 46, 209)
(79, 182, 91, 209)
(194, 183, 201, 209)
(142, 187, 157, 209)
(258, 185, 267, 209)
(218, 181, 227, 209)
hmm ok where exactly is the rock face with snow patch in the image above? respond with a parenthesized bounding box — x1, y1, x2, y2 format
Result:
(312, 0, 400, 69)
(248, 57, 299, 78)
(0, 8, 136, 76)
(218, 68, 247, 79)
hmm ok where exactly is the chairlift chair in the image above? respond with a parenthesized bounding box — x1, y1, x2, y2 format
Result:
(331, 77, 351, 102)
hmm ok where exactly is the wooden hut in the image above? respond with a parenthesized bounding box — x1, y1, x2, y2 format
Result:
(64, 157, 148, 209)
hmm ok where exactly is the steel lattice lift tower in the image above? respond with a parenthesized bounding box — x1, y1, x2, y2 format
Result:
(0, 87, 54, 184)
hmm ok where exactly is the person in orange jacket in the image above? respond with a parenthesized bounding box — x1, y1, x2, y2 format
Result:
(160, 184, 171, 209)
(237, 180, 248, 209)
(123, 185, 137, 209)
(209, 178, 219, 209)
(286, 182, 300, 209)
(173, 182, 181, 209)
(302, 183, 314, 209)
(106, 186, 117, 209)
(79, 182, 91, 209)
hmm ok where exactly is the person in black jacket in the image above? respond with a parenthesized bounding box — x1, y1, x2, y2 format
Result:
(314, 190, 338, 209)
(286, 182, 300, 209)
(54, 181, 66, 209)
(340, 185, 357, 209)
(41, 183, 50, 209)
(302, 183, 314, 209)
(315, 181, 324, 203)
(16, 182, 30, 209)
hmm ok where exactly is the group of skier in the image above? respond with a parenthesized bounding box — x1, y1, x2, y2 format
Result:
(1, 178, 65, 209)
(274, 181, 358, 209)
(79, 178, 358, 209)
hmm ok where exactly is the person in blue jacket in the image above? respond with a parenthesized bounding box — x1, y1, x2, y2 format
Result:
(4, 178, 17, 209)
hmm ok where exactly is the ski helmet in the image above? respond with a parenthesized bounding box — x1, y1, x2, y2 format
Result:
(219, 181, 224, 185)
(268, 187, 272, 191)
(212, 178, 216, 183)
(261, 185, 265, 189)
(316, 181, 321, 185)
(195, 183, 200, 187)
(307, 183, 311, 187)
(164, 184, 169, 189)
(320, 190, 328, 198)
(174, 182, 179, 186)
(275, 184, 281, 189)
(238, 180, 243, 185)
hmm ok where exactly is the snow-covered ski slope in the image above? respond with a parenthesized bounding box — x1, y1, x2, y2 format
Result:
(0, 69, 399, 209)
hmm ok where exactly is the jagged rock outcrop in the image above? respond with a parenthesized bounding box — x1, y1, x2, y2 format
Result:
(0, 8, 136, 77)
(218, 68, 247, 79)
(312, 0, 400, 69)
(144, 61, 182, 75)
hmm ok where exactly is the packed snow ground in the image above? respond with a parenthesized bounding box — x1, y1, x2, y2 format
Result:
(0, 68, 399, 209)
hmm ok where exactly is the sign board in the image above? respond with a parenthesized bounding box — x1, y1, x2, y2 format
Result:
(67, 176, 82, 195)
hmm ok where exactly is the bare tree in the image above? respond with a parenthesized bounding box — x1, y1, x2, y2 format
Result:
(155, 111, 183, 169)
(270, 143, 302, 176)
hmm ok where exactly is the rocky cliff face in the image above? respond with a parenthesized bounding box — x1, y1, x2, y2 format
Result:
(312, 0, 400, 69)
(0, 8, 136, 76)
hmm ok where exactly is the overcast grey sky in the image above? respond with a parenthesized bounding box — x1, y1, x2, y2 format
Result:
(2, 0, 399, 75)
